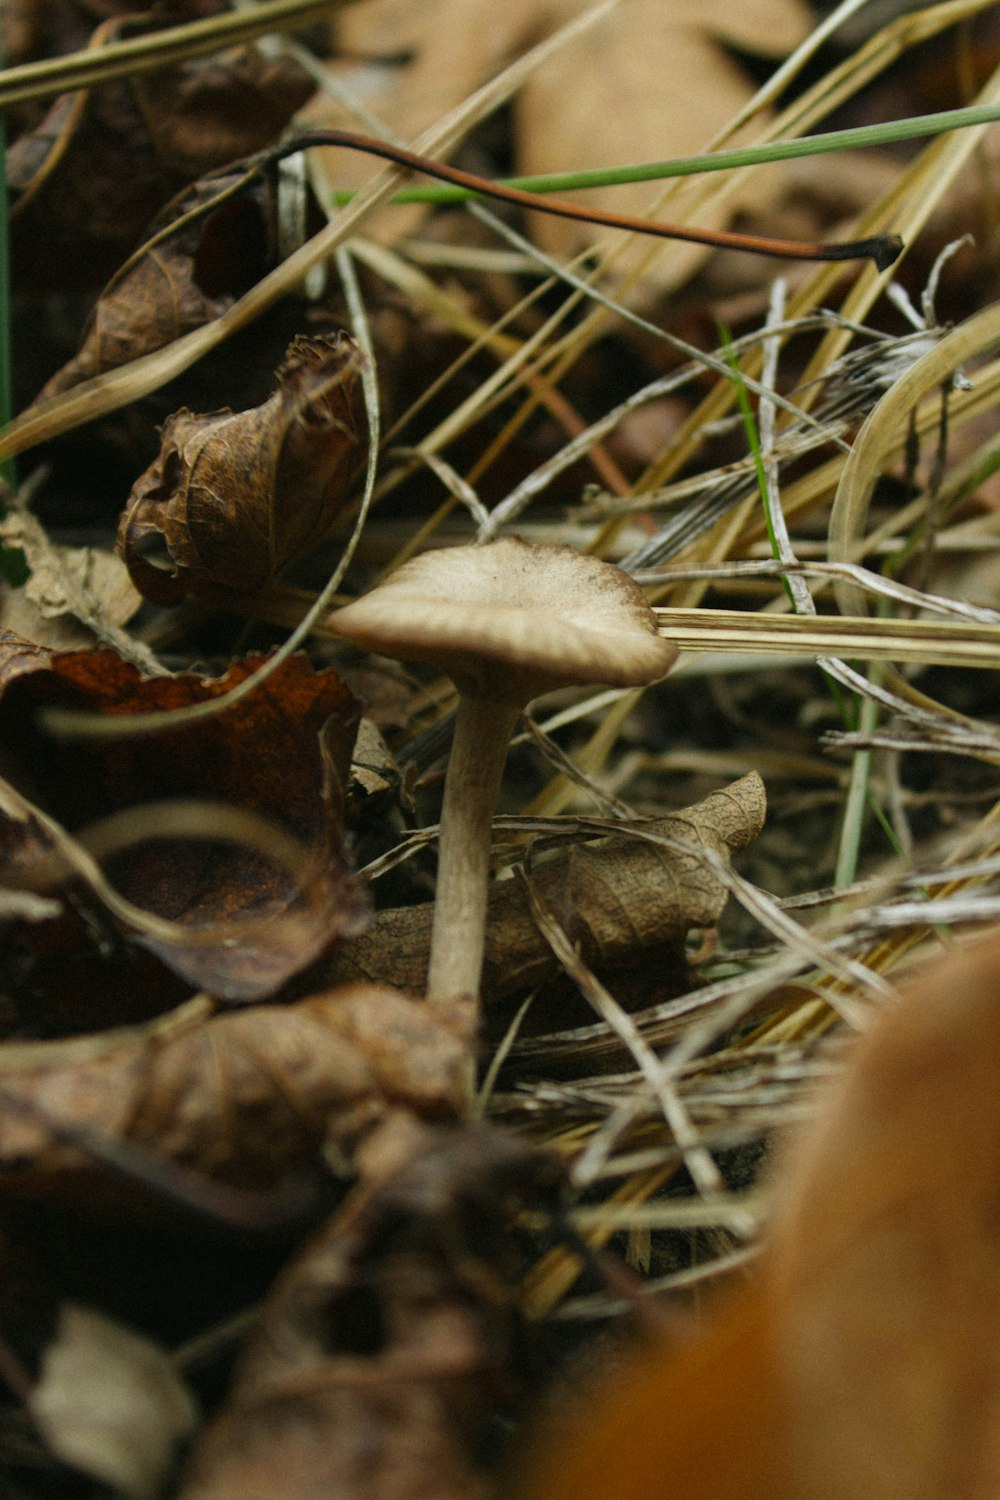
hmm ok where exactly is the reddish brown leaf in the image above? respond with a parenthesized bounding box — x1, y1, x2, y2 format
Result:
(0, 987, 472, 1208)
(8, 14, 313, 292)
(178, 1120, 561, 1500)
(118, 333, 364, 603)
(0, 632, 366, 1002)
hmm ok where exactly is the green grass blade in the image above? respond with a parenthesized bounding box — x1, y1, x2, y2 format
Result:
(328, 102, 1000, 206)
(719, 324, 796, 609)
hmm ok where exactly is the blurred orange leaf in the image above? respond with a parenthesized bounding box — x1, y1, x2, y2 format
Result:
(515, 931, 1000, 1499)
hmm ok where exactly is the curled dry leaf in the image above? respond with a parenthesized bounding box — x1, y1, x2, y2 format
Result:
(0, 632, 365, 1002)
(31, 1303, 198, 1500)
(0, 505, 148, 663)
(178, 1119, 563, 1500)
(36, 165, 278, 402)
(515, 930, 1000, 1500)
(118, 333, 364, 604)
(0, 986, 472, 1207)
(8, 15, 313, 292)
(328, 773, 766, 1000)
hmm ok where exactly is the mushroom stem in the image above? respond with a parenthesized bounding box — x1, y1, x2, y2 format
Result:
(426, 695, 522, 1007)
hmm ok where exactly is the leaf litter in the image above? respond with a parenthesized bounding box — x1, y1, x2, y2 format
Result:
(118, 331, 365, 603)
(7, 10, 313, 293)
(0, 636, 366, 1001)
(2, 0, 1000, 1495)
(313, 0, 814, 292)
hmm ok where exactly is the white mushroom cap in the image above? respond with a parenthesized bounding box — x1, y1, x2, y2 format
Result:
(330, 536, 677, 702)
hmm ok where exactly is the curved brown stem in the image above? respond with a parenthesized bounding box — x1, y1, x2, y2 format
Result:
(256, 130, 904, 271)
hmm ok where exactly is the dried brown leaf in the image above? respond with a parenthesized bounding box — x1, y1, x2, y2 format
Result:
(328, 773, 766, 999)
(0, 507, 148, 662)
(2, 0, 229, 81)
(0, 633, 365, 1002)
(0, 986, 472, 1207)
(8, 14, 313, 292)
(515, 0, 809, 284)
(35, 165, 275, 402)
(118, 332, 364, 603)
(178, 1120, 562, 1500)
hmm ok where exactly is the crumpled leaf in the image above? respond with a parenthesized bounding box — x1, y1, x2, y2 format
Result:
(8, 11, 313, 292)
(0, 986, 472, 1207)
(516, 932, 1000, 1500)
(118, 332, 364, 603)
(0, 632, 365, 1002)
(311, 0, 811, 292)
(178, 1119, 563, 1500)
(35, 164, 277, 402)
(31, 1302, 198, 1500)
(327, 772, 766, 1000)
(0, 505, 148, 662)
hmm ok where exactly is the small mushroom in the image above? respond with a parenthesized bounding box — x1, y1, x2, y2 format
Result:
(330, 537, 677, 1014)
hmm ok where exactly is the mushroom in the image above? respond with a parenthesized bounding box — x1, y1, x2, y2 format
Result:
(330, 537, 677, 1014)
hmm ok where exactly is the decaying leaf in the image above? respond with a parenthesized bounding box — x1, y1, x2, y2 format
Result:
(178, 1119, 563, 1500)
(515, 930, 1000, 1500)
(8, 13, 313, 292)
(31, 1302, 197, 1500)
(328, 773, 766, 1000)
(0, 986, 472, 1207)
(118, 333, 364, 604)
(0, 505, 148, 663)
(35, 165, 277, 402)
(312, 0, 810, 291)
(0, 633, 366, 1001)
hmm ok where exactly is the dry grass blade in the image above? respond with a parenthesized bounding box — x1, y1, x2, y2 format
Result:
(654, 608, 1000, 668)
(830, 301, 1000, 610)
(625, 3, 1000, 509)
(0, 0, 353, 109)
(518, 865, 747, 1219)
